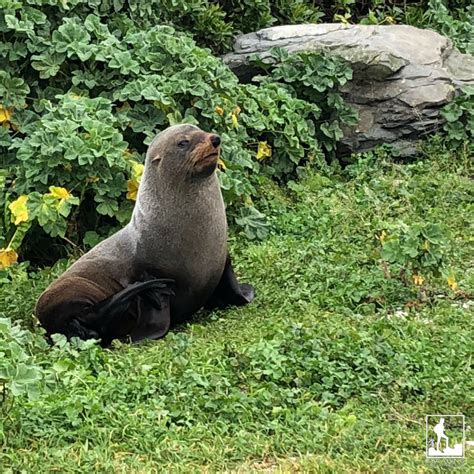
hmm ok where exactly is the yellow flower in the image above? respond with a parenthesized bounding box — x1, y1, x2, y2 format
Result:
(0, 247, 18, 269)
(231, 113, 239, 128)
(44, 187, 78, 214)
(47, 186, 71, 200)
(230, 105, 242, 128)
(126, 179, 139, 201)
(0, 104, 13, 129)
(126, 161, 145, 201)
(447, 274, 458, 291)
(9, 195, 29, 225)
(413, 274, 424, 286)
(256, 141, 272, 160)
(217, 157, 226, 170)
(131, 161, 145, 181)
(379, 230, 387, 243)
(214, 106, 224, 116)
(0, 104, 12, 123)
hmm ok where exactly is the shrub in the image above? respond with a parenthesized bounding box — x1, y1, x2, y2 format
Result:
(380, 222, 452, 289)
(0, 3, 355, 264)
(0, 318, 47, 407)
(420, 0, 474, 54)
(252, 48, 358, 161)
(354, 0, 473, 55)
(440, 86, 474, 148)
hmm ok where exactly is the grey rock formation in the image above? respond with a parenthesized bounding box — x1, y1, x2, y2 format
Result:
(223, 24, 474, 156)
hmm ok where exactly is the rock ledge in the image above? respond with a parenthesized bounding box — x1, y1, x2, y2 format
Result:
(223, 24, 474, 155)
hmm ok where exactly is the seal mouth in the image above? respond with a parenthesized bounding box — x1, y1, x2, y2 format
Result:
(196, 148, 220, 165)
(202, 152, 219, 161)
(190, 133, 221, 174)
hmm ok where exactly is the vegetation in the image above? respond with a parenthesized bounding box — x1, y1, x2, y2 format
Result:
(0, 0, 473, 471)
(441, 86, 474, 147)
(1, 144, 473, 471)
(1, 0, 471, 262)
(0, 1, 357, 262)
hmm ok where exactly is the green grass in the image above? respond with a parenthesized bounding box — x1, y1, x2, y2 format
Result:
(1, 143, 473, 472)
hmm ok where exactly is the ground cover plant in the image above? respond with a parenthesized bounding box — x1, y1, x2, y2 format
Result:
(0, 142, 473, 471)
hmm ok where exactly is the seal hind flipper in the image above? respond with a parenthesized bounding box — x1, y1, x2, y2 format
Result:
(129, 291, 173, 342)
(77, 279, 175, 346)
(204, 254, 255, 311)
(84, 279, 174, 327)
(37, 278, 174, 346)
(69, 318, 101, 340)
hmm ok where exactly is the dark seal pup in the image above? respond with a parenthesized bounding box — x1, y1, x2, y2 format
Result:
(36, 124, 255, 346)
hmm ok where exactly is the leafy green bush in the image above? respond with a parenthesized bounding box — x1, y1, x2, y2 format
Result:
(219, 0, 324, 35)
(354, 0, 473, 55)
(440, 86, 474, 148)
(0, 2, 356, 263)
(420, 0, 473, 54)
(0, 318, 47, 406)
(253, 48, 358, 161)
(232, 314, 473, 407)
(0, 260, 68, 327)
(0, 314, 110, 444)
(380, 222, 453, 289)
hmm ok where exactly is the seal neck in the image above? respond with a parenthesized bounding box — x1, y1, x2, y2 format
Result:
(131, 165, 221, 230)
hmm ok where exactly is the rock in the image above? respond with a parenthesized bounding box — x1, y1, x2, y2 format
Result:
(223, 24, 474, 156)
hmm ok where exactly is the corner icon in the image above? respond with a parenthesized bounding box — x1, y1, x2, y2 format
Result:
(426, 415, 465, 459)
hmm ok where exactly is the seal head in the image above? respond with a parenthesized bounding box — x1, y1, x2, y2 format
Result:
(147, 124, 221, 180)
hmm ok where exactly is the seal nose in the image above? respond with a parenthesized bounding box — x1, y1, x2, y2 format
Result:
(210, 134, 221, 148)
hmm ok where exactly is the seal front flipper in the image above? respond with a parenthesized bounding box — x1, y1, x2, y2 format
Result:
(204, 253, 255, 311)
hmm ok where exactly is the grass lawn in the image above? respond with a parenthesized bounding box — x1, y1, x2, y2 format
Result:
(1, 143, 473, 472)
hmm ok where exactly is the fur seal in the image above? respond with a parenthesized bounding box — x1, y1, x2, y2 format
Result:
(36, 124, 255, 346)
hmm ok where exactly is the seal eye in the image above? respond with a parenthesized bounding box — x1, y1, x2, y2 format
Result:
(177, 139, 190, 150)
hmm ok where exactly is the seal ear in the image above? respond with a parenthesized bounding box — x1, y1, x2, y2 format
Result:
(151, 153, 162, 163)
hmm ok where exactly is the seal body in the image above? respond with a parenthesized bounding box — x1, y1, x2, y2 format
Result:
(131, 173, 227, 322)
(36, 124, 254, 345)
